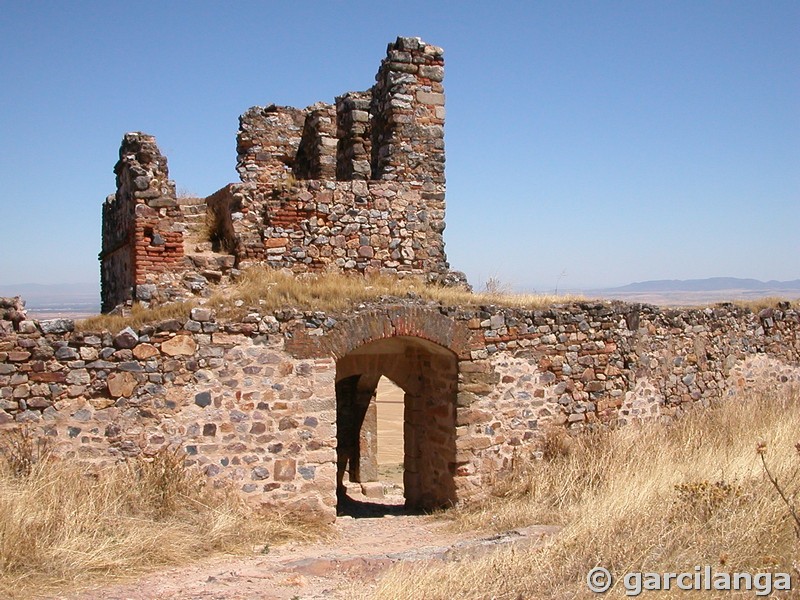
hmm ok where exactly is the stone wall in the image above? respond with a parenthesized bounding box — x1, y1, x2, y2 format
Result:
(370, 36, 446, 183)
(99, 37, 463, 314)
(205, 179, 447, 276)
(236, 105, 307, 185)
(210, 36, 452, 280)
(335, 92, 372, 181)
(1, 296, 798, 520)
(100, 133, 185, 312)
(294, 103, 338, 181)
(0, 299, 338, 516)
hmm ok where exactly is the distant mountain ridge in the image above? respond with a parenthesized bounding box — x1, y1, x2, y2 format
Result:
(600, 278, 800, 293)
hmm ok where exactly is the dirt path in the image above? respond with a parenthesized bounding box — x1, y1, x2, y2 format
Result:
(50, 498, 558, 600)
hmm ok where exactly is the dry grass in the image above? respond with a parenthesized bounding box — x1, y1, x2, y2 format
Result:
(370, 387, 800, 599)
(77, 299, 196, 333)
(209, 267, 584, 318)
(76, 269, 799, 334)
(76, 268, 584, 332)
(0, 439, 325, 599)
(729, 297, 800, 312)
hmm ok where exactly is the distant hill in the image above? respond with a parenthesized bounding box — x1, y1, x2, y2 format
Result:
(0, 282, 100, 318)
(592, 278, 800, 306)
(601, 278, 800, 293)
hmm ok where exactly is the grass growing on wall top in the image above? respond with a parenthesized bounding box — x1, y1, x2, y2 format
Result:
(78, 267, 584, 331)
(209, 267, 584, 317)
(366, 387, 800, 599)
(78, 298, 196, 332)
(78, 267, 797, 334)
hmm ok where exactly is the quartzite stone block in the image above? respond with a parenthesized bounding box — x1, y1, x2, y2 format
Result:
(274, 458, 297, 481)
(39, 319, 74, 334)
(107, 372, 138, 398)
(114, 327, 139, 349)
(133, 343, 159, 359)
(161, 335, 197, 356)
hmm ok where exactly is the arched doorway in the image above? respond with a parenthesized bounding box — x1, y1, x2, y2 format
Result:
(335, 336, 458, 511)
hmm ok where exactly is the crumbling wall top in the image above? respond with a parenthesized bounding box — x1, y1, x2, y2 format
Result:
(113, 132, 176, 205)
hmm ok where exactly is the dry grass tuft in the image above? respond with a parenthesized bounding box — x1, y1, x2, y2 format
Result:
(0, 441, 325, 599)
(370, 387, 800, 599)
(0, 426, 52, 478)
(77, 300, 196, 333)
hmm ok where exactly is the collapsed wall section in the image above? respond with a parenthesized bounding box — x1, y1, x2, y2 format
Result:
(294, 102, 338, 180)
(234, 37, 445, 187)
(236, 106, 306, 185)
(370, 36, 446, 183)
(336, 92, 372, 181)
(208, 37, 457, 283)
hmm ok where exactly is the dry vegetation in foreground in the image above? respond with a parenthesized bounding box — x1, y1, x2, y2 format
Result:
(78, 267, 584, 331)
(0, 434, 325, 599)
(369, 388, 800, 599)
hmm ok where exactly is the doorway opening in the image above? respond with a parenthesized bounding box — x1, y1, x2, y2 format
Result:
(335, 336, 458, 516)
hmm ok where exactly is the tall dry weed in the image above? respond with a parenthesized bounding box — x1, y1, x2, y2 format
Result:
(0, 425, 52, 477)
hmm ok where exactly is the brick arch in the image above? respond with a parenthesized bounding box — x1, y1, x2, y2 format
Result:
(284, 305, 477, 361)
(335, 335, 455, 391)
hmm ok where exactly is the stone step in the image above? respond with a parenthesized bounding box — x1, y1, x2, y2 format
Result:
(186, 252, 236, 270)
(176, 196, 207, 206)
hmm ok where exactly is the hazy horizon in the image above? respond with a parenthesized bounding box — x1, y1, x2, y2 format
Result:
(4, 276, 800, 298)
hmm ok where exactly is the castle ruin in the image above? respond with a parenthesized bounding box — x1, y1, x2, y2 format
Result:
(1, 38, 798, 522)
(100, 37, 463, 314)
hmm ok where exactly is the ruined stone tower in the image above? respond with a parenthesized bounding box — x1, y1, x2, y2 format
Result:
(100, 37, 464, 313)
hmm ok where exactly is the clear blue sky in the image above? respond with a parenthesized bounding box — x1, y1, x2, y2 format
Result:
(1, 1, 797, 292)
